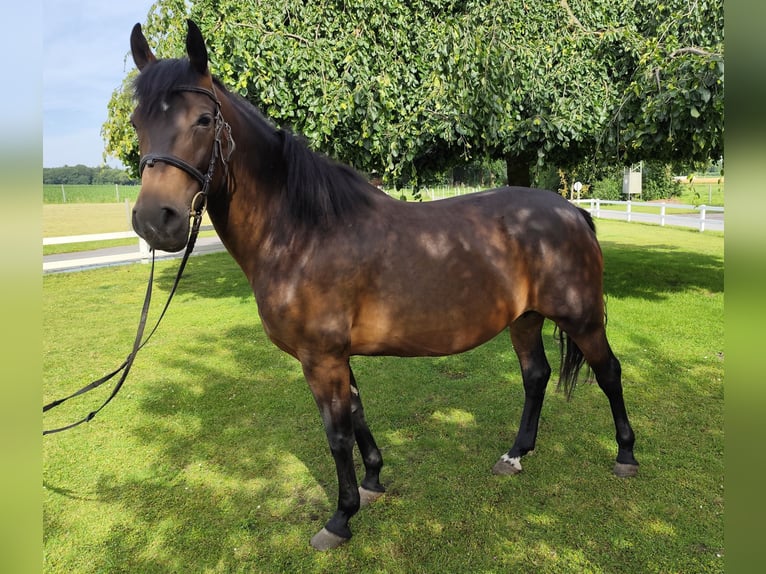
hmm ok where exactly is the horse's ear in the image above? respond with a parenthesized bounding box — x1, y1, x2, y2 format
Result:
(130, 23, 156, 71)
(186, 20, 209, 76)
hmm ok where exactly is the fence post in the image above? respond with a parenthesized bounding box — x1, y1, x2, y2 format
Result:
(115, 184, 120, 202)
(61, 184, 66, 203)
(595, 198, 601, 218)
(660, 203, 666, 227)
(699, 205, 707, 232)
(125, 199, 132, 230)
(138, 236, 151, 262)
(626, 200, 632, 223)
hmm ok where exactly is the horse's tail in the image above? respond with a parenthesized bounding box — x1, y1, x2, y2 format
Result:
(555, 206, 599, 399)
(555, 327, 590, 401)
(577, 206, 596, 232)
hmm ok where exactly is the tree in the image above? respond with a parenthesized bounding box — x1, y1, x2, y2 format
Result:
(43, 165, 138, 185)
(594, 0, 724, 165)
(104, 0, 723, 186)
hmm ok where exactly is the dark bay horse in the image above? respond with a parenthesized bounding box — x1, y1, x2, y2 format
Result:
(129, 20, 638, 550)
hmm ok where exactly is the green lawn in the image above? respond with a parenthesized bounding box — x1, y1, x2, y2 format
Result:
(677, 180, 725, 207)
(43, 184, 141, 204)
(43, 220, 723, 573)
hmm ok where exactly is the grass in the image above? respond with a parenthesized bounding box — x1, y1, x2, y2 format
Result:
(43, 184, 141, 204)
(42, 203, 216, 255)
(42, 219, 723, 573)
(43, 203, 135, 236)
(675, 178, 725, 207)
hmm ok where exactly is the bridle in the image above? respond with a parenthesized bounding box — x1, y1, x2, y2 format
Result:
(138, 84, 235, 216)
(43, 84, 235, 435)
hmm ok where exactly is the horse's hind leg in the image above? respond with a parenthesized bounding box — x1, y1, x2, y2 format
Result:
(349, 368, 385, 505)
(493, 312, 551, 475)
(570, 326, 639, 477)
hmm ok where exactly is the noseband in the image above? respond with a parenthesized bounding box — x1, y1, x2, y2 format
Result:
(138, 85, 235, 216)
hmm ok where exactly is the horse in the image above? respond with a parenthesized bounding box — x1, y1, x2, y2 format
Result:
(128, 20, 638, 550)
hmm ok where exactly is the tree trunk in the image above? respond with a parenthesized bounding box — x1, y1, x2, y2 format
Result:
(505, 153, 534, 187)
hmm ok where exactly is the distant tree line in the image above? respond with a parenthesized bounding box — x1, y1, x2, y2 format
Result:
(43, 165, 139, 185)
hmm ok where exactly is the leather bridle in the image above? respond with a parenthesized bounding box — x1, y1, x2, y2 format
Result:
(138, 84, 235, 216)
(43, 85, 235, 435)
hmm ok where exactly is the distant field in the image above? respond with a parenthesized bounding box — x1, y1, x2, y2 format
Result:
(43, 203, 135, 236)
(44, 184, 141, 204)
(42, 202, 216, 255)
(679, 181, 725, 206)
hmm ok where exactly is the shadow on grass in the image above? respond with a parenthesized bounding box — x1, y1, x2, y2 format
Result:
(154, 251, 254, 302)
(601, 241, 723, 300)
(76, 319, 722, 572)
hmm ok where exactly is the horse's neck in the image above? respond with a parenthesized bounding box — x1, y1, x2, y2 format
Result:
(207, 98, 284, 268)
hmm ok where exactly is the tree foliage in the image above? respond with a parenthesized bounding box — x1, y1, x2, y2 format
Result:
(43, 165, 137, 185)
(104, 0, 723, 185)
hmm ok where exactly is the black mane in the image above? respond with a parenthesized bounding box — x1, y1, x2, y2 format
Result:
(277, 129, 377, 228)
(134, 56, 379, 229)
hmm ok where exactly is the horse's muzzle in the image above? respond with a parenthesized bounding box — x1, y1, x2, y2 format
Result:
(132, 203, 190, 253)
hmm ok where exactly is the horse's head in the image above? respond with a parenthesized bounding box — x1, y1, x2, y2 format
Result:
(129, 20, 226, 252)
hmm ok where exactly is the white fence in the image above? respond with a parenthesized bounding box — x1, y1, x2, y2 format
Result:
(43, 226, 223, 273)
(571, 199, 724, 232)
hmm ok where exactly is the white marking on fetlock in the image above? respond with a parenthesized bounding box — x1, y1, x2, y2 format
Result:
(501, 453, 523, 472)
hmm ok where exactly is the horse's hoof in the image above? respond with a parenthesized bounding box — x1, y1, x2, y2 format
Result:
(359, 486, 384, 507)
(613, 462, 639, 478)
(492, 454, 522, 475)
(310, 527, 350, 551)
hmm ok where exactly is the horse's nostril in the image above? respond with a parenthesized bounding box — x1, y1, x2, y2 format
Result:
(160, 207, 178, 226)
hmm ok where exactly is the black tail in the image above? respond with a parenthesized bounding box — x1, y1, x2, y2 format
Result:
(555, 327, 590, 401)
(577, 207, 596, 232)
(556, 206, 600, 399)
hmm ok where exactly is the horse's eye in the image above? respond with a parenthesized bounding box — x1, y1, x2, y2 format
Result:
(197, 114, 213, 127)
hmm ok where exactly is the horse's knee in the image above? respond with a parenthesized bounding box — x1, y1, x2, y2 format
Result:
(522, 362, 551, 398)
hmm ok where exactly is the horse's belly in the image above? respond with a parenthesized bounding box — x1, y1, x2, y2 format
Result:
(349, 302, 509, 357)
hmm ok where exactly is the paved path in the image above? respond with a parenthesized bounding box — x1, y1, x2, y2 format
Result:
(43, 235, 226, 273)
(591, 208, 724, 232)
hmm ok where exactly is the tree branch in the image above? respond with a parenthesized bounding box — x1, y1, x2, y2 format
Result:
(231, 22, 311, 45)
(560, 0, 585, 30)
(669, 46, 722, 59)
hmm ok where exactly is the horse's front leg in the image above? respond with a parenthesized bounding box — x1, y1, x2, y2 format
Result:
(302, 356, 360, 550)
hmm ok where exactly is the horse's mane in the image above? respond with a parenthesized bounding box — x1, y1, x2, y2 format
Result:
(277, 129, 376, 228)
(223, 87, 377, 228)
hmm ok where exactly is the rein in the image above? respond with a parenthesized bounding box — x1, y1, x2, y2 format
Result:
(43, 85, 233, 436)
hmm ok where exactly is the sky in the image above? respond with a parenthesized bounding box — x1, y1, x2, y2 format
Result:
(43, 1, 157, 168)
